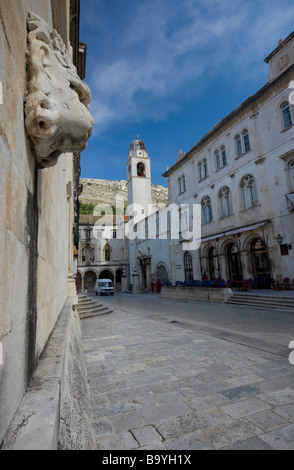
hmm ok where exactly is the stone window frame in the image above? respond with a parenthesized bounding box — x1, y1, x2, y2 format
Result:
(104, 243, 112, 262)
(278, 150, 294, 194)
(280, 101, 293, 131)
(240, 174, 258, 209)
(201, 195, 213, 224)
(215, 145, 228, 171)
(290, 161, 294, 190)
(235, 129, 251, 158)
(219, 186, 233, 218)
(198, 158, 209, 182)
(178, 175, 186, 195)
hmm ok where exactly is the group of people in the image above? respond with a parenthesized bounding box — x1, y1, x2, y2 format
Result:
(151, 279, 162, 293)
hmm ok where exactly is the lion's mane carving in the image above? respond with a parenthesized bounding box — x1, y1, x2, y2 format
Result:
(25, 12, 94, 168)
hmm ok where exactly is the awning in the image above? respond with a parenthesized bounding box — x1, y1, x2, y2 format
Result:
(224, 221, 268, 237)
(286, 193, 294, 205)
(201, 220, 269, 243)
(201, 233, 225, 242)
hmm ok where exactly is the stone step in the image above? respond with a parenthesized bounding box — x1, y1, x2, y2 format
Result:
(79, 307, 113, 319)
(77, 298, 103, 306)
(77, 295, 113, 318)
(227, 294, 294, 311)
(228, 294, 294, 304)
(77, 299, 101, 306)
(77, 304, 104, 313)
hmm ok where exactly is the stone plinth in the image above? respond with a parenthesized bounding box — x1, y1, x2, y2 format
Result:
(132, 271, 140, 294)
(121, 273, 128, 293)
(161, 286, 233, 303)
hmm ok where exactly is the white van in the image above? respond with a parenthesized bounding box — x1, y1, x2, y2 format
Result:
(95, 279, 114, 296)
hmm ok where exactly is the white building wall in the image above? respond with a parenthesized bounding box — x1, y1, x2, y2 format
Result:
(165, 34, 294, 284)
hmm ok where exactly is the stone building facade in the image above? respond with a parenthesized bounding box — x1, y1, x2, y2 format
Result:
(80, 32, 294, 293)
(0, 0, 94, 448)
(76, 139, 172, 293)
(163, 31, 294, 287)
(77, 214, 129, 293)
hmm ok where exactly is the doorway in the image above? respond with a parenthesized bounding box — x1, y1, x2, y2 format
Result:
(227, 243, 242, 281)
(251, 238, 271, 288)
(208, 247, 219, 280)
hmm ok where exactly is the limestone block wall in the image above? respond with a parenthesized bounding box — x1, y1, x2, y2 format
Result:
(161, 286, 234, 303)
(0, 0, 75, 444)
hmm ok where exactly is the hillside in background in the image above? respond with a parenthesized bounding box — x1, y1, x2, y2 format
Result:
(79, 178, 168, 214)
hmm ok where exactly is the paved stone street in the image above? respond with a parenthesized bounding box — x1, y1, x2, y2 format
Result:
(80, 293, 294, 450)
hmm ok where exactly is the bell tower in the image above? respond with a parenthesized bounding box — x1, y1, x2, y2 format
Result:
(127, 136, 153, 221)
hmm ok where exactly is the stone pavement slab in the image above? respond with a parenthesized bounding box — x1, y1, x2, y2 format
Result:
(80, 300, 294, 450)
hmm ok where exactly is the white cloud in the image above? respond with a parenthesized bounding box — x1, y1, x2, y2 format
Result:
(85, 0, 294, 133)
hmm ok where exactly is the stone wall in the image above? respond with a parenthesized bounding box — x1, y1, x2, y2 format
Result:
(161, 286, 234, 303)
(0, 0, 92, 445)
(2, 300, 96, 450)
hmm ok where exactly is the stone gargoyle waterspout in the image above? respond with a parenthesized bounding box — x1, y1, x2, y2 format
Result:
(25, 12, 94, 168)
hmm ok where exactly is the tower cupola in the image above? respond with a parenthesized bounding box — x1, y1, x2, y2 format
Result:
(129, 137, 146, 152)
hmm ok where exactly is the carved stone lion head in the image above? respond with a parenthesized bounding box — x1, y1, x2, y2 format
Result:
(25, 12, 94, 168)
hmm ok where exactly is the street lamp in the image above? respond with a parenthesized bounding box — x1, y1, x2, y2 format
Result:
(276, 234, 284, 245)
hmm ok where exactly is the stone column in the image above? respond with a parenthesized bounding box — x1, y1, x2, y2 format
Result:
(239, 251, 248, 279)
(146, 259, 151, 291)
(121, 269, 128, 293)
(81, 273, 85, 293)
(218, 254, 226, 280)
(132, 269, 140, 294)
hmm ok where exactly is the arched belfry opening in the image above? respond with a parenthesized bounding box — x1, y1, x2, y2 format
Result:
(137, 162, 146, 177)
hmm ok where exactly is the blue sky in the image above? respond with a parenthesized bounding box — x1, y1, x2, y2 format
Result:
(79, 0, 294, 186)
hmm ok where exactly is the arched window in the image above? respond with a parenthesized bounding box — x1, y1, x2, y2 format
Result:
(242, 129, 250, 152)
(235, 134, 242, 157)
(221, 145, 227, 166)
(182, 175, 186, 193)
(201, 195, 213, 223)
(178, 177, 182, 195)
(216, 146, 227, 170)
(203, 159, 208, 178)
(281, 101, 293, 129)
(240, 175, 258, 209)
(290, 161, 294, 189)
(178, 175, 186, 194)
(219, 186, 232, 217)
(104, 243, 111, 262)
(215, 150, 220, 170)
(184, 251, 193, 282)
(198, 162, 202, 181)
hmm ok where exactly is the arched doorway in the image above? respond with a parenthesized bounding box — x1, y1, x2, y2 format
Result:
(184, 251, 193, 282)
(227, 243, 242, 282)
(208, 247, 219, 280)
(84, 270, 97, 293)
(251, 238, 271, 288)
(116, 268, 123, 291)
(99, 270, 114, 282)
(157, 264, 169, 283)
